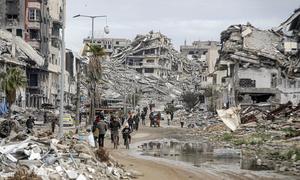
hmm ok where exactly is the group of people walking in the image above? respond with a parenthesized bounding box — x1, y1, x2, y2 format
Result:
(92, 110, 146, 149)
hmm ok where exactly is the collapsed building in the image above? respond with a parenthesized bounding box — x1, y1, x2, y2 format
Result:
(0, 0, 78, 109)
(79, 31, 196, 110)
(112, 31, 188, 79)
(214, 9, 300, 110)
(82, 37, 131, 57)
(0, 29, 44, 111)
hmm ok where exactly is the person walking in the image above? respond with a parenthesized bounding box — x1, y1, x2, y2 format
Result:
(167, 112, 171, 126)
(157, 112, 161, 127)
(180, 118, 184, 128)
(134, 114, 140, 131)
(122, 123, 132, 148)
(149, 111, 154, 127)
(127, 112, 134, 130)
(109, 116, 121, 145)
(97, 117, 108, 148)
(26, 116, 35, 133)
(51, 117, 58, 133)
(141, 111, 146, 125)
(43, 112, 47, 124)
(143, 106, 148, 115)
(92, 116, 100, 147)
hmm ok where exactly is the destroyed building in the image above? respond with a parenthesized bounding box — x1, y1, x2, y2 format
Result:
(0, 29, 44, 109)
(214, 9, 300, 110)
(82, 37, 131, 56)
(180, 40, 220, 88)
(0, 0, 71, 108)
(112, 31, 186, 79)
(0, 0, 26, 38)
(76, 31, 195, 111)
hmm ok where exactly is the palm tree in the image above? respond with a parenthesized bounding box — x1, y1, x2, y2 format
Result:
(86, 44, 106, 125)
(0, 67, 27, 119)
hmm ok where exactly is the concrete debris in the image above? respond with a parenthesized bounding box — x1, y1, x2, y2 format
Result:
(98, 31, 198, 108)
(0, 128, 135, 180)
(0, 30, 44, 67)
(217, 107, 241, 131)
(220, 24, 297, 77)
(214, 9, 300, 112)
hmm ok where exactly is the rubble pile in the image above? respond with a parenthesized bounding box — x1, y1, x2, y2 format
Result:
(0, 129, 136, 180)
(212, 103, 300, 176)
(111, 31, 193, 73)
(171, 109, 219, 128)
(220, 23, 299, 78)
(100, 31, 197, 105)
(0, 30, 44, 67)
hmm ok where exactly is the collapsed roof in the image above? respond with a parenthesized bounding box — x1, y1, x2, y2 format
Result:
(219, 23, 300, 78)
(0, 30, 44, 67)
(111, 31, 193, 73)
(275, 8, 300, 37)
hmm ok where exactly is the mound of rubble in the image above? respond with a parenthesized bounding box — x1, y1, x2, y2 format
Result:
(0, 30, 44, 67)
(99, 31, 198, 106)
(220, 23, 299, 78)
(0, 128, 139, 180)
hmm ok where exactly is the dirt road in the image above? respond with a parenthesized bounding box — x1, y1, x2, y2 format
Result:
(109, 127, 220, 180)
(106, 125, 294, 180)
(106, 125, 256, 180)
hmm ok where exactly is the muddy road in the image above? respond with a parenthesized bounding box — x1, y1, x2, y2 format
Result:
(106, 124, 295, 180)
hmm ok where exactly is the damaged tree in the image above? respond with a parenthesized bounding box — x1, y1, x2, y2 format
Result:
(0, 67, 27, 118)
(86, 44, 106, 125)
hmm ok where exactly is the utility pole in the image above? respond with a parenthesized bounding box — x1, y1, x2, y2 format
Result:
(75, 58, 81, 131)
(58, 0, 66, 139)
(73, 14, 108, 126)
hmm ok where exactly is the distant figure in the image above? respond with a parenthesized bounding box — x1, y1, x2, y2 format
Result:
(109, 116, 121, 144)
(127, 113, 134, 130)
(121, 116, 126, 125)
(92, 116, 100, 147)
(149, 111, 154, 127)
(157, 112, 161, 127)
(167, 112, 171, 126)
(134, 114, 140, 131)
(43, 112, 47, 123)
(26, 116, 35, 133)
(180, 118, 184, 128)
(149, 104, 153, 112)
(122, 123, 132, 147)
(97, 118, 108, 147)
(141, 111, 146, 125)
(143, 106, 148, 115)
(51, 117, 58, 133)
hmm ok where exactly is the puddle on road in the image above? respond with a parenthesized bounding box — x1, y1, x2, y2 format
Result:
(138, 139, 241, 168)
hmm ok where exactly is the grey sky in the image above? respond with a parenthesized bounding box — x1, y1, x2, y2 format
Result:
(66, 0, 299, 52)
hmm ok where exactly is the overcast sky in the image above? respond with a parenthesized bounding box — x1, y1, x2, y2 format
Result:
(66, 0, 299, 52)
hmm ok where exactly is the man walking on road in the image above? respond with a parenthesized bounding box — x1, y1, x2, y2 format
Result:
(109, 116, 121, 145)
(127, 112, 134, 130)
(97, 117, 108, 147)
(134, 114, 140, 131)
(141, 111, 146, 125)
(180, 118, 184, 128)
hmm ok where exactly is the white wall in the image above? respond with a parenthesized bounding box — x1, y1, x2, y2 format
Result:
(238, 68, 278, 88)
(48, 0, 63, 21)
(278, 78, 300, 104)
(207, 47, 219, 74)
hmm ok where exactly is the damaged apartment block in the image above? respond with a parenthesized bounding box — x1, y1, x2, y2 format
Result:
(215, 8, 300, 110)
